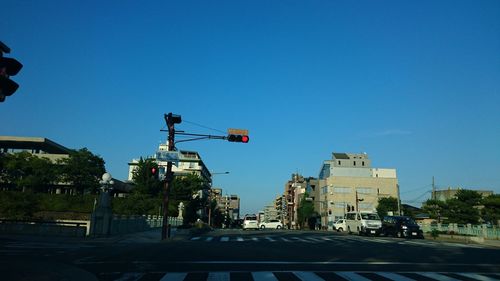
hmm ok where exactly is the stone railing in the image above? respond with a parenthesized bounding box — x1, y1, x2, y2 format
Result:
(420, 223, 500, 239)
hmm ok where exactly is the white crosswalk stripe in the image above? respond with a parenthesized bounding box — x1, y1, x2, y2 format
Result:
(336, 271, 372, 281)
(114, 271, 500, 281)
(292, 271, 324, 281)
(377, 272, 416, 281)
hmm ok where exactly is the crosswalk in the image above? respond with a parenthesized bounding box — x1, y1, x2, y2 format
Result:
(99, 271, 500, 281)
(188, 235, 483, 248)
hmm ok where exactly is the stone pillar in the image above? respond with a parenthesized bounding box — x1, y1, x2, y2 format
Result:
(90, 173, 114, 237)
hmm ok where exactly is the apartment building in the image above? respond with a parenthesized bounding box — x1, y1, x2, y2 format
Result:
(283, 173, 319, 229)
(128, 144, 212, 187)
(317, 152, 399, 229)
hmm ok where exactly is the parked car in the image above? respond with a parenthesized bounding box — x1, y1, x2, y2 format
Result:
(333, 219, 346, 232)
(259, 219, 283, 229)
(380, 216, 424, 239)
(242, 214, 259, 230)
(345, 211, 382, 236)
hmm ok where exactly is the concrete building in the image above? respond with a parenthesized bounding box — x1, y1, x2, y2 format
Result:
(433, 187, 494, 201)
(262, 200, 281, 222)
(211, 188, 240, 222)
(128, 144, 212, 187)
(317, 152, 399, 229)
(283, 174, 319, 229)
(0, 136, 71, 162)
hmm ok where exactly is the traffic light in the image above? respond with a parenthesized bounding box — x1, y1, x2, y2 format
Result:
(227, 134, 249, 143)
(150, 167, 158, 179)
(0, 41, 23, 103)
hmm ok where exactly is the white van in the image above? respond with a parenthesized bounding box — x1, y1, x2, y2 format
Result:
(345, 211, 382, 236)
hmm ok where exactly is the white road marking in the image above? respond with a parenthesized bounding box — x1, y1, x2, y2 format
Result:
(251, 272, 278, 281)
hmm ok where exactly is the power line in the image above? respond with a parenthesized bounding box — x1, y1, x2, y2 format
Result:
(182, 119, 227, 134)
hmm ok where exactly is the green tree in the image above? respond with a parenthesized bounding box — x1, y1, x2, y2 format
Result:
(376, 197, 399, 218)
(58, 148, 105, 194)
(131, 158, 162, 196)
(297, 193, 315, 229)
(481, 194, 500, 225)
(444, 190, 482, 224)
(170, 174, 206, 221)
(0, 152, 57, 192)
(422, 199, 446, 222)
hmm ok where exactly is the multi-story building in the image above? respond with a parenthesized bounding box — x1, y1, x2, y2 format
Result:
(262, 201, 280, 222)
(274, 195, 285, 223)
(283, 173, 319, 229)
(211, 188, 240, 222)
(317, 152, 399, 229)
(128, 144, 212, 188)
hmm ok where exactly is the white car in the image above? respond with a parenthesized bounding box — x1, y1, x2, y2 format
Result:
(333, 219, 346, 232)
(259, 219, 283, 229)
(242, 214, 259, 230)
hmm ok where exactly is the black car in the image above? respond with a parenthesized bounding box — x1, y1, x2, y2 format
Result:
(381, 216, 424, 239)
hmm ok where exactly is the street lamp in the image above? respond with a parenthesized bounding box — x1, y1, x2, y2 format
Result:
(90, 173, 115, 237)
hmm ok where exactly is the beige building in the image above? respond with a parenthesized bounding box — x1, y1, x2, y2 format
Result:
(433, 187, 493, 201)
(317, 152, 399, 229)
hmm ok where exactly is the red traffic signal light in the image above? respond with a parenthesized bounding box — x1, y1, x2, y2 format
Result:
(228, 134, 249, 143)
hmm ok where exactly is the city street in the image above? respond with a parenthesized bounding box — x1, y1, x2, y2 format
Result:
(1, 229, 499, 281)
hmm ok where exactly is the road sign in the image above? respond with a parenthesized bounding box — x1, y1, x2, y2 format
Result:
(156, 150, 179, 165)
(227, 128, 249, 135)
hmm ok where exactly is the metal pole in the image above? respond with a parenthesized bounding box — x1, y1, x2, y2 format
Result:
(162, 113, 176, 240)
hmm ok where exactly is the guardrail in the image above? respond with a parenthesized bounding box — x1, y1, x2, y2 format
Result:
(0, 219, 88, 237)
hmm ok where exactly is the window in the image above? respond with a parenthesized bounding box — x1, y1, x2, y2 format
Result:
(321, 186, 328, 194)
(356, 187, 373, 194)
(353, 161, 356, 166)
(333, 187, 351, 193)
(362, 161, 365, 166)
(359, 203, 373, 209)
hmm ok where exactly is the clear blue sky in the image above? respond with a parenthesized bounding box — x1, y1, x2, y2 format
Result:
(2, 0, 499, 215)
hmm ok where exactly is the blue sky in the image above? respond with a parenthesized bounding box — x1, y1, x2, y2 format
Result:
(2, 0, 499, 215)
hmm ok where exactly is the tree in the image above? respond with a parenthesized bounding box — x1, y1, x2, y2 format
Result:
(131, 158, 162, 196)
(0, 152, 57, 192)
(170, 173, 206, 222)
(297, 193, 315, 229)
(58, 148, 105, 194)
(443, 190, 482, 224)
(422, 199, 446, 222)
(376, 197, 399, 218)
(481, 194, 500, 226)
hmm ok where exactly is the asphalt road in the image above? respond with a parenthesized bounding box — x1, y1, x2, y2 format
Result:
(1, 229, 499, 281)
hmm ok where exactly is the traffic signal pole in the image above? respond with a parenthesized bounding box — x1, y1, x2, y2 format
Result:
(161, 113, 179, 240)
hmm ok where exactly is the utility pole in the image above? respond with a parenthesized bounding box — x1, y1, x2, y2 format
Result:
(161, 113, 181, 240)
(432, 176, 436, 200)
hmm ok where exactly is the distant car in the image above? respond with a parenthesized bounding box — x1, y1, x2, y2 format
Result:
(333, 219, 346, 232)
(259, 219, 283, 229)
(242, 214, 259, 230)
(380, 216, 424, 239)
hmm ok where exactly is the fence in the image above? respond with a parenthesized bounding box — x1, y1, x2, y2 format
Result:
(420, 223, 500, 240)
(109, 215, 183, 235)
